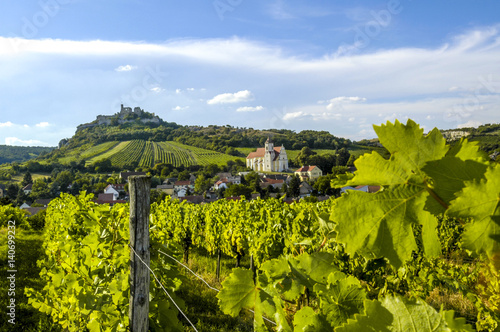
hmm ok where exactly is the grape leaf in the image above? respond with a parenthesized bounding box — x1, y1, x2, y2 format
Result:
(336, 295, 448, 332)
(422, 156, 488, 211)
(293, 306, 331, 332)
(344, 152, 410, 187)
(373, 119, 448, 174)
(333, 184, 427, 268)
(442, 310, 474, 331)
(217, 267, 275, 326)
(447, 138, 488, 162)
(343, 120, 447, 189)
(447, 165, 500, 257)
(314, 273, 366, 327)
(287, 252, 340, 290)
(273, 296, 292, 332)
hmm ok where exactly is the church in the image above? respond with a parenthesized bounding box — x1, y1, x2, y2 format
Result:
(246, 138, 288, 172)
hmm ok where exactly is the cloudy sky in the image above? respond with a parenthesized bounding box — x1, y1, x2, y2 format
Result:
(0, 0, 499, 146)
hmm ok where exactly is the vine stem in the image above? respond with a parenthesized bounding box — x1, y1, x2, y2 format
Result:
(423, 179, 449, 210)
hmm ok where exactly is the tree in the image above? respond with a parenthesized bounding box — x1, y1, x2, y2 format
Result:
(244, 171, 261, 193)
(178, 170, 190, 181)
(224, 184, 252, 200)
(22, 171, 33, 187)
(55, 170, 74, 192)
(194, 175, 212, 194)
(296, 147, 316, 166)
(31, 180, 50, 200)
(312, 174, 340, 196)
(336, 148, 351, 166)
(287, 174, 301, 198)
(6, 184, 18, 200)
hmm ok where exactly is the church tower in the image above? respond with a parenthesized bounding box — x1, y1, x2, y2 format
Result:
(264, 137, 275, 171)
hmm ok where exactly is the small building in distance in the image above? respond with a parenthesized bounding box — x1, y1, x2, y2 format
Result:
(246, 137, 288, 172)
(295, 166, 323, 182)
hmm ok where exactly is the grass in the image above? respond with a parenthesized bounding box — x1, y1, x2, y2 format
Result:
(0, 228, 61, 332)
(177, 247, 254, 331)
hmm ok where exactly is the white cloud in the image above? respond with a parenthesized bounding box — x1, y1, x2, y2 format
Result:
(5, 137, 46, 146)
(236, 106, 264, 112)
(115, 65, 137, 72)
(35, 122, 50, 127)
(175, 89, 182, 94)
(457, 120, 482, 129)
(0, 121, 14, 127)
(283, 111, 306, 120)
(150, 87, 164, 93)
(207, 90, 253, 105)
(172, 106, 189, 111)
(324, 96, 367, 110)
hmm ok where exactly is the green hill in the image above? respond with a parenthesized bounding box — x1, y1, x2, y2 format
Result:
(0, 145, 55, 164)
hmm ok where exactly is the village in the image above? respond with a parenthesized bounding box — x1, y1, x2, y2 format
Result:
(2, 137, 379, 215)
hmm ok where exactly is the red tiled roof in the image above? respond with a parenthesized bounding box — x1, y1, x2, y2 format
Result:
(262, 178, 284, 184)
(296, 166, 317, 172)
(246, 147, 282, 159)
(174, 181, 192, 186)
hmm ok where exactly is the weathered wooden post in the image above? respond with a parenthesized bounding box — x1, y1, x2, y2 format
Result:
(129, 175, 151, 332)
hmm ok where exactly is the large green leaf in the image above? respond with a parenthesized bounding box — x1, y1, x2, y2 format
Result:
(422, 156, 488, 211)
(373, 119, 448, 175)
(447, 165, 500, 256)
(293, 306, 331, 332)
(333, 184, 427, 268)
(335, 295, 449, 332)
(442, 310, 474, 331)
(314, 273, 366, 327)
(287, 252, 340, 290)
(333, 120, 452, 267)
(217, 268, 275, 326)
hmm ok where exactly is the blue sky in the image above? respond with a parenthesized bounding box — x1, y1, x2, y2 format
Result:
(0, 0, 499, 146)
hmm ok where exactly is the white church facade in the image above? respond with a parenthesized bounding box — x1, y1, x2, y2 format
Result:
(246, 138, 288, 172)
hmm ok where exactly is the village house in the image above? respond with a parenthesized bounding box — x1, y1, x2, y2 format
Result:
(23, 183, 33, 195)
(174, 181, 194, 197)
(104, 184, 120, 200)
(246, 137, 288, 172)
(156, 184, 175, 195)
(295, 165, 323, 182)
(260, 178, 285, 190)
(299, 182, 313, 197)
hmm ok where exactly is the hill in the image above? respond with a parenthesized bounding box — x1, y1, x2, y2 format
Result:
(0, 145, 54, 164)
(31, 105, 357, 170)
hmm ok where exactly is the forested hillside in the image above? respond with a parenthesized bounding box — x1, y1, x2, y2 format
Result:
(0, 145, 54, 164)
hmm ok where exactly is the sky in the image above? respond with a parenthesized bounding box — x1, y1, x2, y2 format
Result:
(0, 0, 499, 146)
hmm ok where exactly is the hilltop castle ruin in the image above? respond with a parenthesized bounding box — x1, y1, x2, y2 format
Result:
(77, 105, 161, 131)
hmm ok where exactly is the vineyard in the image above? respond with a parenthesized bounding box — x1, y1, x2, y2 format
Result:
(3, 119, 500, 331)
(84, 140, 242, 168)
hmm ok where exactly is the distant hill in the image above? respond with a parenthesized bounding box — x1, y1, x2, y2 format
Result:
(443, 123, 500, 156)
(0, 145, 55, 164)
(34, 105, 354, 169)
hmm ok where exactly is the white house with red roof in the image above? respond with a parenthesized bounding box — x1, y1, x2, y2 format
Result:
(295, 165, 323, 181)
(246, 137, 288, 172)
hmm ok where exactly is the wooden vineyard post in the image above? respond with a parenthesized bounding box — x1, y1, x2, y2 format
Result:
(129, 175, 151, 332)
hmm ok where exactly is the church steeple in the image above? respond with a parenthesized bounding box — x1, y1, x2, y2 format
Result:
(265, 136, 274, 152)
